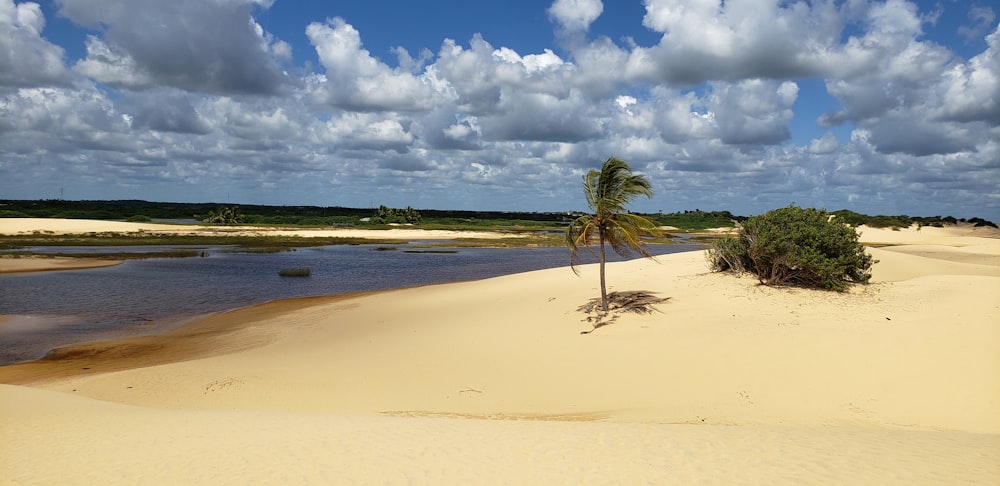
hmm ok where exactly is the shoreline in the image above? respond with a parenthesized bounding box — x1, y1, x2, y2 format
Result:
(0, 291, 386, 384)
(0, 256, 123, 274)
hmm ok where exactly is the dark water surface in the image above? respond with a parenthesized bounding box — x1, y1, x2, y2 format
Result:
(0, 241, 706, 364)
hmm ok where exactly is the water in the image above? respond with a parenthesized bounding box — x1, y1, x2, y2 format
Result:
(0, 241, 707, 364)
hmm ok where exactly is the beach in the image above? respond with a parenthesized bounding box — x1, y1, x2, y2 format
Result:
(2, 220, 999, 484)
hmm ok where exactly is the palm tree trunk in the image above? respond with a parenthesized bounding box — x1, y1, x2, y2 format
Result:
(599, 228, 608, 312)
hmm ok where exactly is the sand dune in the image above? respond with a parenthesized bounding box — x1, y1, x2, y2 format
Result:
(1, 222, 999, 484)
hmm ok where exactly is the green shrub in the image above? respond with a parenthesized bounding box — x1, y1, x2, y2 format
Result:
(708, 205, 875, 291)
(203, 207, 245, 225)
(126, 214, 152, 222)
(371, 205, 421, 224)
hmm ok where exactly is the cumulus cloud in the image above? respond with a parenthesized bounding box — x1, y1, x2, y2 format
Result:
(60, 0, 287, 95)
(708, 80, 798, 145)
(0, 85, 135, 153)
(548, 0, 603, 33)
(817, 4, 997, 157)
(807, 133, 840, 155)
(320, 112, 415, 152)
(626, 0, 842, 85)
(1, 0, 997, 217)
(0, 0, 69, 87)
(125, 90, 212, 135)
(306, 17, 443, 112)
(433, 34, 574, 116)
(478, 90, 605, 142)
(936, 24, 1000, 124)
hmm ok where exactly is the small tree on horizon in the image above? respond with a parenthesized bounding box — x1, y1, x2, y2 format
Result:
(566, 157, 661, 312)
(203, 206, 245, 225)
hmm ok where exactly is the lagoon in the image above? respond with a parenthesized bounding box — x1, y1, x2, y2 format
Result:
(0, 240, 707, 364)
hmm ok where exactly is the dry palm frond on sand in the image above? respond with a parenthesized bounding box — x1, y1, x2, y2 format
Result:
(578, 291, 670, 334)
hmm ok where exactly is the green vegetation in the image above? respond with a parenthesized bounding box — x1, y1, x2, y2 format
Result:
(202, 206, 246, 225)
(830, 209, 997, 229)
(371, 205, 422, 224)
(650, 210, 742, 230)
(708, 205, 875, 292)
(566, 157, 662, 312)
(1, 199, 994, 234)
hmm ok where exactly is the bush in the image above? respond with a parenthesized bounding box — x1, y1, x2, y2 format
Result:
(708, 205, 875, 292)
(278, 267, 311, 277)
(126, 214, 152, 222)
(203, 207, 245, 225)
(371, 205, 421, 224)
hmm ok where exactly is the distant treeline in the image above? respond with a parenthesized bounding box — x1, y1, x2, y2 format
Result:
(829, 209, 997, 229)
(0, 200, 994, 230)
(0, 199, 575, 227)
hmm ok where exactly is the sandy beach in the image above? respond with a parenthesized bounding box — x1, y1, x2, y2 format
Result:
(0, 217, 522, 240)
(2, 220, 999, 484)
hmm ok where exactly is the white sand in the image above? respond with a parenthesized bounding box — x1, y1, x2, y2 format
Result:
(0, 217, 522, 241)
(0, 256, 122, 273)
(2, 222, 999, 484)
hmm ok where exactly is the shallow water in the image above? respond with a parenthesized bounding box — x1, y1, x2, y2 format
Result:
(0, 241, 706, 364)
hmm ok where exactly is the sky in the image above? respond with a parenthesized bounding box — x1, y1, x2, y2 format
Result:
(0, 0, 998, 218)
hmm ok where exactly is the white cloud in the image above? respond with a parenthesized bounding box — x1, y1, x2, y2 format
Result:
(60, 0, 287, 95)
(493, 47, 565, 73)
(320, 112, 414, 151)
(807, 133, 840, 155)
(1, 0, 997, 218)
(479, 90, 605, 142)
(74, 36, 155, 89)
(548, 0, 603, 33)
(627, 0, 841, 85)
(937, 25, 1000, 124)
(814, 2, 995, 157)
(0, 0, 69, 87)
(306, 17, 444, 112)
(708, 79, 798, 145)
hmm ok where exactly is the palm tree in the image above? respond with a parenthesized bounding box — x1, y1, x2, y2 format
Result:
(566, 157, 661, 312)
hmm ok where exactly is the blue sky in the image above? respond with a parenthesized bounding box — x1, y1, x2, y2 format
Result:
(1, 0, 998, 218)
